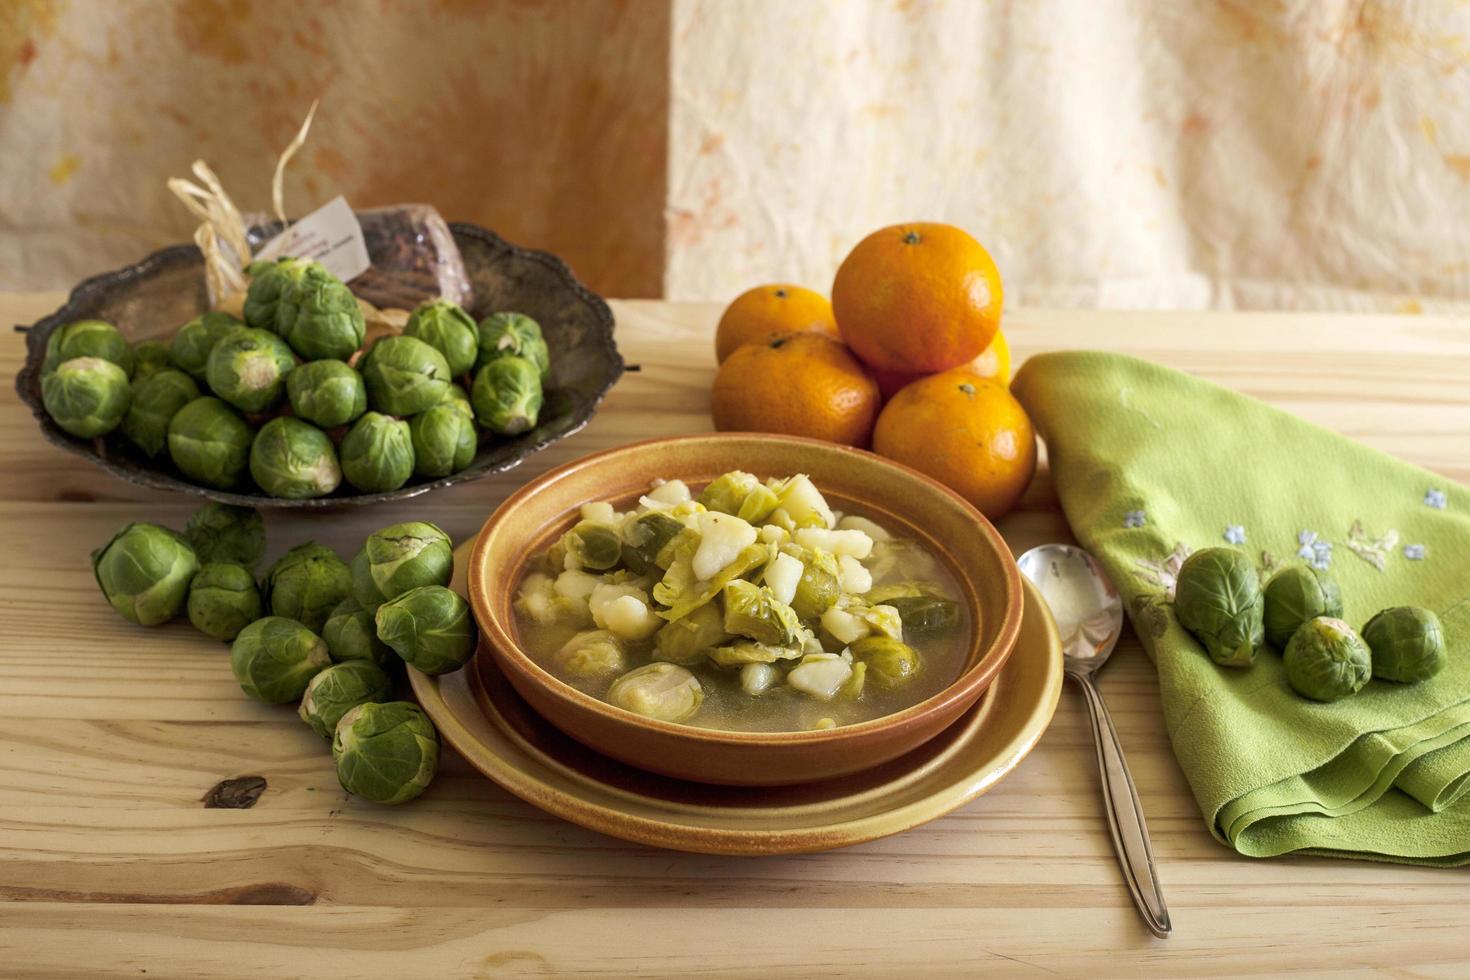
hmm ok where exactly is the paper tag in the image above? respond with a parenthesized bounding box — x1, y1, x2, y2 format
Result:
(254, 196, 370, 282)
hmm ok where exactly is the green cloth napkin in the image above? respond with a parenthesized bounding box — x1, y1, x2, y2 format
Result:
(1012, 352, 1470, 866)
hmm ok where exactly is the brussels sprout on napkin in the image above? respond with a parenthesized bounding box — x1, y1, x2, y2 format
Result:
(1174, 547, 1264, 667)
(1283, 616, 1372, 702)
(1363, 606, 1445, 683)
(1264, 565, 1343, 650)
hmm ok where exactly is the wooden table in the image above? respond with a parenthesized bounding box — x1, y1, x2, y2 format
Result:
(3, 296, 1468, 978)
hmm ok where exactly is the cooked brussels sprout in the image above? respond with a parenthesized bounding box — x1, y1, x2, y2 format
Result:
(707, 641, 803, 668)
(375, 585, 478, 675)
(340, 412, 414, 492)
(350, 521, 454, 609)
(1284, 616, 1372, 702)
(243, 256, 311, 332)
(183, 502, 265, 569)
(722, 579, 802, 645)
(299, 660, 393, 741)
(43, 319, 133, 375)
(440, 382, 474, 420)
(169, 311, 243, 382)
(471, 355, 543, 435)
(697, 471, 762, 516)
(286, 359, 367, 428)
(409, 403, 477, 478)
(323, 597, 398, 670)
(838, 661, 868, 699)
(42, 356, 131, 437)
(784, 545, 841, 619)
(405, 299, 479, 376)
(229, 615, 330, 703)
(205, 327, 296, 413)
(186, 562, 261, 641)
(332, 701, 439, 804)
(1174, 547, 1263, 667)
(92, 522, 199, 626)
(121, 368, 198, 457)
(552, 629, 627, 681)
(560, 520, 623, 571)
(607, 662, 703, 722)
(360, 335, 452, 417)
(131, 339, 173, 383)
(652, 601, 732, 664)
(621, 511, 686, 574)
(167, 396, 253, 488)
(263, 542, 352, 633)
(1263, 565, 1343, 650)
(1363, 606, 1445, 683)
(249, 417, 342, 499)
(274, 263, 366, 361)
(654, 539, 768, 622)
(850, 636, 919, 687)
(476, 311, 550, 379)
(866, 583, 960, 636)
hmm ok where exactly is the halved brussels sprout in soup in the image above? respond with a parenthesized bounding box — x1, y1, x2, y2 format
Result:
(511, 472, 971, 733)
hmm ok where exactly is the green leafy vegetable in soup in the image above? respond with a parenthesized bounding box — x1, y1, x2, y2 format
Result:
(511, 472, 969, 732)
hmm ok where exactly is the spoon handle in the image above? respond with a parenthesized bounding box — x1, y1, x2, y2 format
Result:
(1071, 671, 1172, 938)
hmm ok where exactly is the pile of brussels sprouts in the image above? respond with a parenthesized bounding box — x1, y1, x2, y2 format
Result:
(91, 502, 479, 803)
(40, 257, 550, 498)
(1173, 547, 1447, 703)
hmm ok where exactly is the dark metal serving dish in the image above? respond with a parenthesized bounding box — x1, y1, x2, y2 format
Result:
(14, 223, 623, 508)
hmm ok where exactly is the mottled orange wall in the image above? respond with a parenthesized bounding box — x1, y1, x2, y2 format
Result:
(0, 0, 670, 297)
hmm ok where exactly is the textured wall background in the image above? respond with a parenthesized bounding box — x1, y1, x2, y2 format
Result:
(4, 0, 1470, 310)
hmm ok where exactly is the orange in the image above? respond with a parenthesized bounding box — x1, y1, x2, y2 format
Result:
(714, 284, 838, 364)
(869, 328, 1011, 401)
(832, 222, 1003, 374)
(872, 370, 1036, 520)
(710, 332, 879, 447)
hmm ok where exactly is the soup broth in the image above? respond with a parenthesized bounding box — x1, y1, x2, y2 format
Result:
(511, 472, 972, 733)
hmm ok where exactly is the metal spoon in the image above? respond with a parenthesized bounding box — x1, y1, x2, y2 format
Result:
(1018, 544, 1172, 939)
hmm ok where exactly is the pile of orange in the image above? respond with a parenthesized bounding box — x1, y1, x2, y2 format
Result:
(709, 222, 1036, 520)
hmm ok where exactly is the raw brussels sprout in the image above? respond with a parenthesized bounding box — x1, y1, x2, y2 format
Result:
(92, 521, 199, 625)
(361, 335, 452, 417)
(1173, 547, 1264, 667)
(405, 299, 479, 376)
(169, 310, 241, 379)
(323, 597, 397, 670)
(230, 615, 330, 704)
(850, 636, 920, 687)
(552, 629, 627, 681)
(784, 545, 841, 619)
(476, 311, 550, 379)
(866, 582, 960, 636)
(607, 662, 703, 722)
(440, 382, 474, 420)
(409, 403, 477, 478)
(340, 412, 414, 492)
(350, 521, 454, 609)
(186, 562, 262, 641)
(42, 357, 131, 437)
(243, 257, 311, 332)
(183, 502, 265, 568)
(722, 579, 802, 645)
(274, 264, 365, 361)
(621, 511, 686, 574)
(332, 700, 439, 804)
(263, 542, 352, 633)
(1283, 616, 1372, 702)
(471, 355, 543, 435)
(249, 417, 342, 499)
(205, 327, 296, 413)
(286, 359, 366, 428)
(131, 339, 173, 383)
(167, 397, 253, 488)
(299, 660, 393, 741)
(560, 520, 623, 571)
(1263, 565, 1343, 650)
(1363, 606, 1445, 683)
(43, 319, 133, 375)
(375, 585, 478, 675)
(652, 601, 731, 664)
(121, 368, 198, 457)
(169, 311, 242, 382)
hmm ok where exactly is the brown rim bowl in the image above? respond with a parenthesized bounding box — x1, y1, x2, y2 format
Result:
(467, 432, 1024, 786)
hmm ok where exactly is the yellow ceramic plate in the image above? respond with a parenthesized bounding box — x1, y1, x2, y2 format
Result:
(411, 567, 1063, 856)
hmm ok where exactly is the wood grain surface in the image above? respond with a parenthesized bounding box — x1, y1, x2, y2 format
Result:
(3, 294, 1469, 978)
